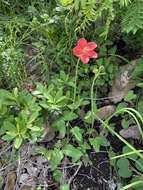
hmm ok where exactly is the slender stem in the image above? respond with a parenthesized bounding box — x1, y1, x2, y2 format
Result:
(111, 150, 143, 160)
(91, 71, 100, 127)
(73, 58, 80, 104)
(108, 53, 130, 64)
(120, 180, 143, 190)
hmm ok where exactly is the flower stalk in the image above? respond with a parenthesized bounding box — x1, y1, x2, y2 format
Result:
(91, 66, 105, 127)
(73, 58, 80, 104)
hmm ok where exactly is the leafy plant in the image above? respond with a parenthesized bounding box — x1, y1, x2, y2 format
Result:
(0, 88, 43, 148)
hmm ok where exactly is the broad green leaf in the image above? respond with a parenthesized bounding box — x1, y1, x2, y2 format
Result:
(2, 120, 16, 132)
(118, 167, 132, 178)
(117, 158, 129, 168)
(2, 134, 16, 141)
(70, 126, 83, 142)
(50, 149, 64, 170)
(62, 112, 78, 121)
(89, 137, 109, 152)
(116, 158, 132, 178)
(63, 144, 82, 162)
(6, 131, 18, 138)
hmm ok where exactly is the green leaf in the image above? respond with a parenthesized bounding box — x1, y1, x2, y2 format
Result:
(59, 0, 73, 6)
(121, 119, 129, 129)
(14, 137, 23, 149)
(137, 82, 143, 88)
(2, 120, 16, 132)
(89, 137, 109, 152)
(63, 144, 82, 162)
(131, 177, 143, 190)
(53, 170, 62, 182)
(84, 111, 94, 124)
(122, 146, 138, 160)
(60, 184, 70, 190)
(118, 167, 132, 178)
(135, 158, 143, 172)
(116, 158, 132, 178)
(2, 134, 16, 141)
(132, 58, 143, 79)
(124, 90, 136, 102)
(117, 158, 129, 168)
(28, 125, 41, 132)
(28, 111, 39, 124)
(138, 101, 143, 115)
(50, 149, 64, 170)
(70, 126, 83, 142)
(62, 112, 78, 121)
(116, 102, 128, 111)
(52, 119, 66, 138)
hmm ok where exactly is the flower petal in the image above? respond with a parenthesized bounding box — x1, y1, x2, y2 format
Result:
(86, 42, 97, 50)
(72, 46, 82, 56)
(88, 50, 98, 58)
(77, 38, 87, 48)
(80, 54, 90, 64)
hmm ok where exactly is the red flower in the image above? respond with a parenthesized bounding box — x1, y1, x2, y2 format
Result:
(72, 38, 98, 64)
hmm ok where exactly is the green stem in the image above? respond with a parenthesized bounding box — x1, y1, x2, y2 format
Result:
(73, 58, 80, 104)
(109, 53, 130, 64)
(111, 150, 143, 160)
(120, 180, 143, 190)
(91, 71, 100, 127)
